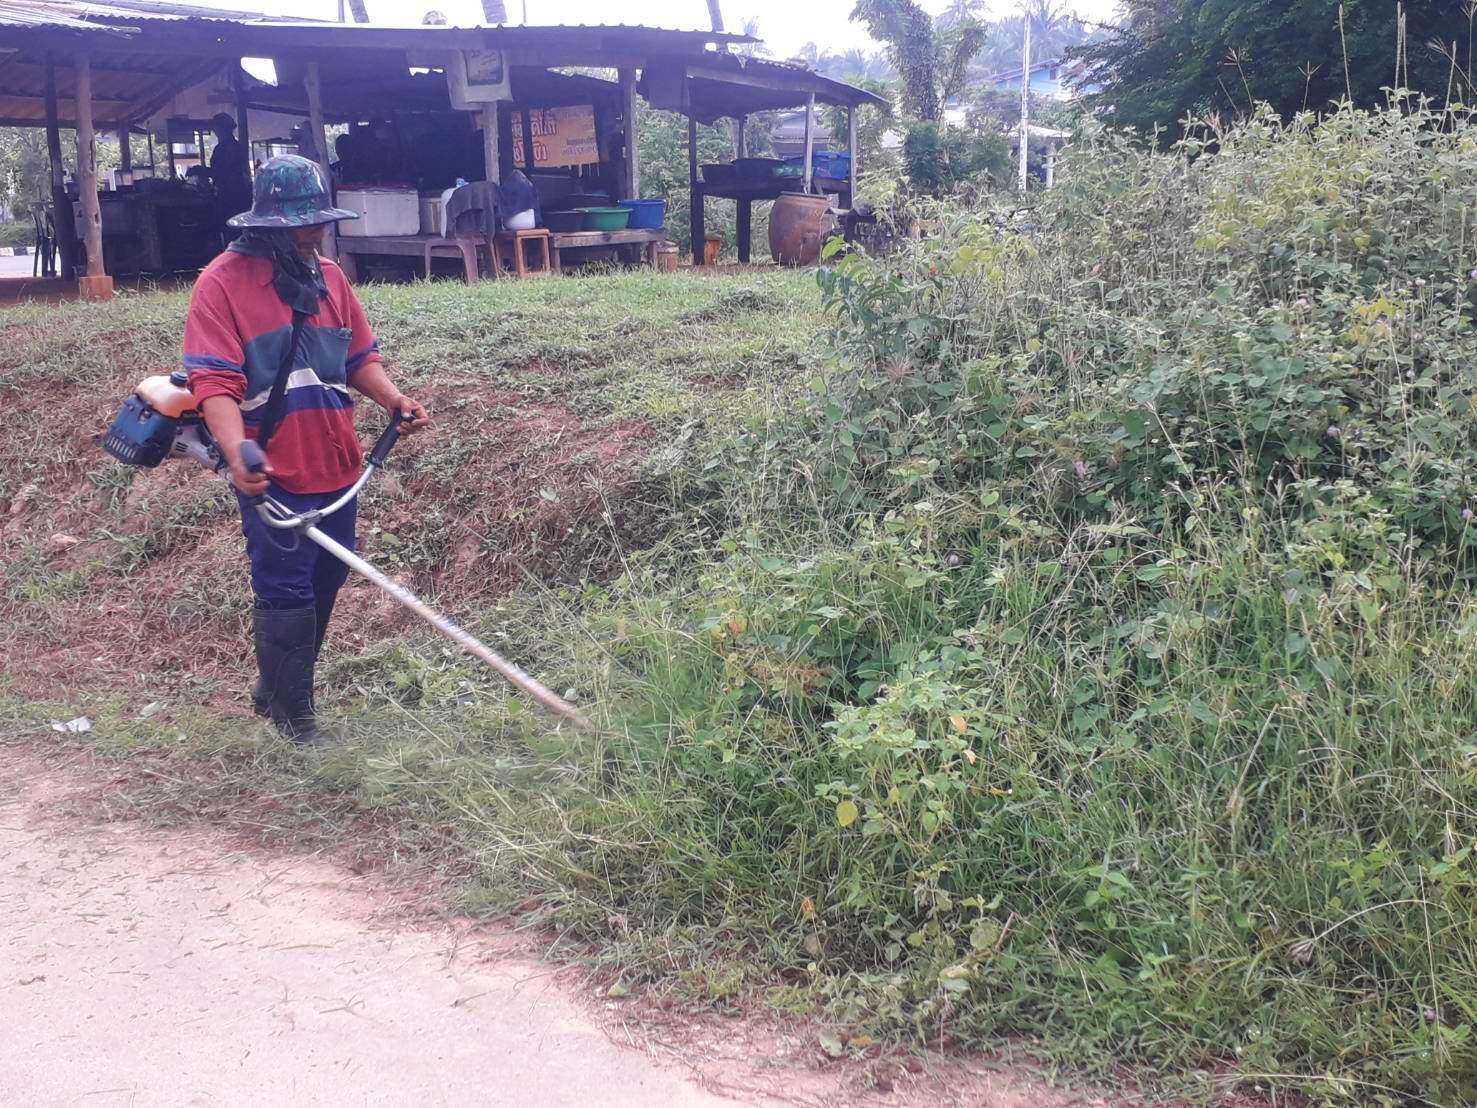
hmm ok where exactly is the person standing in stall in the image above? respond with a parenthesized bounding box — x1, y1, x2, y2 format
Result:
(209, 112, 252, 240)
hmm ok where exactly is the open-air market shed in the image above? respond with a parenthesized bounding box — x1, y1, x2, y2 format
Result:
(0, 0, 881, 294)
(641, 51, 887, 263)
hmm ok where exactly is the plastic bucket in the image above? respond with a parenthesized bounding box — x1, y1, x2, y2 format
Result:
(503, 208, 536, 231)
(618, 199, 666, 230)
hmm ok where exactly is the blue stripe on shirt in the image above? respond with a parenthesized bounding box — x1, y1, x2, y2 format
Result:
(346, 341, 380, 376)
(184, 353, 243, 373)
(241, 384, 354, 425)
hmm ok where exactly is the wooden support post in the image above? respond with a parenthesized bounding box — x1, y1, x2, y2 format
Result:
(304, 62, 335, 259)
(802, 92, 815, 194)
(619, 67, 639, 199)
(45, 53, 79, 281)
(847, 105, 857, 209)
(520, 106, 536, 175)
(687, 114, 702, 264)
(233, 62, 251, 188)
(733, 113, 747, 159)
(74, 52, 112, 298)
(736, 197, 751, 264)
(483, 102, 500, 184)
(118, 120, 132, 175)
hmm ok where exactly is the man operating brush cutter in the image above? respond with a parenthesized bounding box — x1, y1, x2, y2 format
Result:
(184, 155, 430, 745)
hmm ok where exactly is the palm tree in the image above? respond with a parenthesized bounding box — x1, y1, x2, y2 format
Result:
(973, 3, 1091, 78)
(853, 0, 983, 120)
(935, 0, 986, 31)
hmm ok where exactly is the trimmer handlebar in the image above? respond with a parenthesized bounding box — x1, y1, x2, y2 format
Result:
(236, 415, 410, 526)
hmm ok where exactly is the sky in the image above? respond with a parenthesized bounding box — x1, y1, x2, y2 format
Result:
(229, 0, 1124, 59)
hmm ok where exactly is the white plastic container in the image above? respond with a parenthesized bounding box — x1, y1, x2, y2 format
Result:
(503, 208, 536, 231)
(419, 196, 446, 236)
(336, 188, 419, 237)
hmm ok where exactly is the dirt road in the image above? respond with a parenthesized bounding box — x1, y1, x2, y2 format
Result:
(0, 750, 735, 1108)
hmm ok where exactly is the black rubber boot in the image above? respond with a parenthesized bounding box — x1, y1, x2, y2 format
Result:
(253, 590, 339, 720)
(252, 590, 338, 716)
(252, 605, 325, 745)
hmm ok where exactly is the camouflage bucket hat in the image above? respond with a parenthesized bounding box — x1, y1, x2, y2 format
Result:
(227, 154, 359, 229)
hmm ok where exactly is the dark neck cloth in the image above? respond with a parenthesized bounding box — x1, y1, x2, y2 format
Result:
(227, 228, 327, 316)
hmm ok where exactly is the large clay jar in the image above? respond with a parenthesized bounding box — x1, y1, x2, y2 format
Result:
(769, 192, 834, 267)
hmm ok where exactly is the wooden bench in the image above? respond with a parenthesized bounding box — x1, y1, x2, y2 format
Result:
(337, 228, 668, 281)
(547, 228, 665, 272)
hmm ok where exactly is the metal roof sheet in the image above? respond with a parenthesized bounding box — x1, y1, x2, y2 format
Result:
(0, 0, 135, 32)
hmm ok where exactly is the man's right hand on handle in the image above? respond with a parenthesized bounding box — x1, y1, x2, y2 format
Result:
(228, 450, 272, 497)
(200, 395, 273, 496)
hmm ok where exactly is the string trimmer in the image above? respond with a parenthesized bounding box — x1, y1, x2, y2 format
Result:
(103, 370, 592, 731)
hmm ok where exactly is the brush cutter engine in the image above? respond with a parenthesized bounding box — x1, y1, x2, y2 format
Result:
(102, 370, 223, 471)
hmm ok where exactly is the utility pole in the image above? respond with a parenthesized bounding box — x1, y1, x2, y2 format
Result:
(1018, 10, 1030, 192)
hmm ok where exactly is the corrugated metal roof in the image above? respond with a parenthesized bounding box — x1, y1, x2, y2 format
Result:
(0, 0, 135, 32)
(0, 3, 756, 35)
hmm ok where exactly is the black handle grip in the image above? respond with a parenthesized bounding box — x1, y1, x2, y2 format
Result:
(239, 439, 267, 473)
(368, 415, 411, 468)
(237, 439, 268, 502)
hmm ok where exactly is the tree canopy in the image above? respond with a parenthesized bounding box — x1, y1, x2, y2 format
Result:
(1074, 0, 1477, 140)
(850, 0, 986, 120)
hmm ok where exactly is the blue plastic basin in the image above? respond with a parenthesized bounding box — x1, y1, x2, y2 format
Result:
(618, 198, 666, 230)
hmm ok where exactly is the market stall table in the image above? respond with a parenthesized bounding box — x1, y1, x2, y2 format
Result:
(693, 175, 851, 265)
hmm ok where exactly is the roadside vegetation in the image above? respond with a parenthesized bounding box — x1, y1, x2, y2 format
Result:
(6, 101, 1477, 1104)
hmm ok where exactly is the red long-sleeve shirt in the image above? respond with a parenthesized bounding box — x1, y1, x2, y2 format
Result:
(183, 251, 380, 494)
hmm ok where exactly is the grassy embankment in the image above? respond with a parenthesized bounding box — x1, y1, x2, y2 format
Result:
(7, 102, 1477, 1105)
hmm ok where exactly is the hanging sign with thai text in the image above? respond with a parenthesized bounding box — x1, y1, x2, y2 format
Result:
(511, 105, 598, 168)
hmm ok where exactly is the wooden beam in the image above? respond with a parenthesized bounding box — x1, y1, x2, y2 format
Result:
(847, 105, 857, 206)
(304, 61, 335, 260)
(733, 112, 746, 159)
(44, 52, 78, 281)
(117, 119, 131, 175)
(482, 101, 500, 184)
(74, 51, 111, 297)
(520, 105, 535, 175)
(618, 67, 639, 199)
(802, 92, 814, 194)
(233, 61, 251, 190)
(687, 113, 701, 265)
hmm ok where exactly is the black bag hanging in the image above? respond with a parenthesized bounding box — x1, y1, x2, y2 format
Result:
(255, 310, 308, 452)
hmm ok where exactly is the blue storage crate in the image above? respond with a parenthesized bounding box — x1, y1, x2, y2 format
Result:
(784, 151, 852, 179)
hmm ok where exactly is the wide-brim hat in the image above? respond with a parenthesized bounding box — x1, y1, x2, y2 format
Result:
(228, 153, 360, 229)
(227, 204, 360, 228)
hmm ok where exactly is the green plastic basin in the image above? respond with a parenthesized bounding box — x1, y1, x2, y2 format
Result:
(576, 206, 633, 231)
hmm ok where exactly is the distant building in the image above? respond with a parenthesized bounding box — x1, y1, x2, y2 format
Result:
(985, 57, 1097, 101)
(768, 108, 834, 158)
